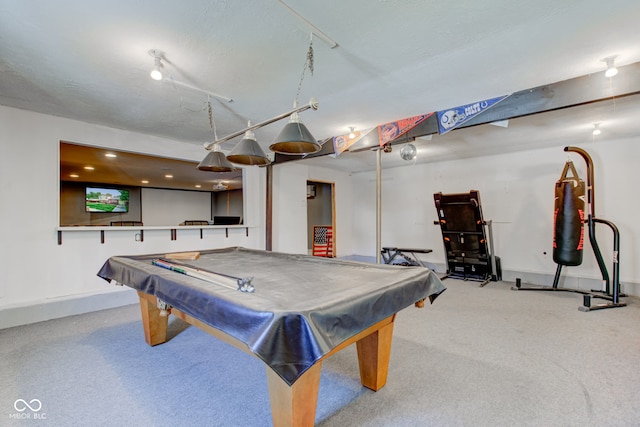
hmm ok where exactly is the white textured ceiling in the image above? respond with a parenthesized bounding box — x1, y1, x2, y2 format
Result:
(1, 0, 639, 172)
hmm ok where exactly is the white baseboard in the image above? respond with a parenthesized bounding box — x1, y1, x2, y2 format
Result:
(0, 289, 139, 330)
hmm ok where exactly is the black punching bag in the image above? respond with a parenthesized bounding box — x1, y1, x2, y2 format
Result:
(553, 161, 585, 266)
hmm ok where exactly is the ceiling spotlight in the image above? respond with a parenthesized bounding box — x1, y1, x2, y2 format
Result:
(348, 127, 356, 139)
(213, 180, 228, 191)
(148, 49, 164, 81)
(400, 143, 417, 161)
(592, 123, 601, 136)
(602, 56, 618, 78)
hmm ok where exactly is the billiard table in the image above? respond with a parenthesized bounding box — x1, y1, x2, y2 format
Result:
(98, 247, 445, 426)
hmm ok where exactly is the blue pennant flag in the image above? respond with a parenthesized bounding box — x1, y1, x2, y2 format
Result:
(437, 95, 509, 134)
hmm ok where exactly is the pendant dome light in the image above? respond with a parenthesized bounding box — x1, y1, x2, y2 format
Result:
(269, 33, 321, 155)
(197, 144, 237, 172)
(269, 109, 321, 155)
(227, 124, 271, 166)
(160, 31, 327, 171)
(200, 98, 319, 167)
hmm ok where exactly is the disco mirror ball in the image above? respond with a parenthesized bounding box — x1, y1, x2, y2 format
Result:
(400, 143, 417, 161)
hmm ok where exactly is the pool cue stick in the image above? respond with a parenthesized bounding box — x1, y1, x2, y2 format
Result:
(152, 259, 255, 292)
(156, 258, 255, 292)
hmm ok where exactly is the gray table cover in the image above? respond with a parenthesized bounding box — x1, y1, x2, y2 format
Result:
(97, 247, 445, 385)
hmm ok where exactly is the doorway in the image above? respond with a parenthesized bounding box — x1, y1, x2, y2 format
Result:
(306, 180, 335, 257)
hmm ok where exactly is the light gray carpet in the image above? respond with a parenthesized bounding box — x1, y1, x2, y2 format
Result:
(2, 279, 639, 426)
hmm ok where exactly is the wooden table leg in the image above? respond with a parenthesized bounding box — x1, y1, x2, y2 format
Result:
(135, 291, 396, 424)
(356, 317, 395, 391)
(138, 291, 168, 346)
(266, 362, 322, 427)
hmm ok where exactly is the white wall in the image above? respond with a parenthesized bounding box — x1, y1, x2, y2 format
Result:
(306, 164, 355, 257)
(272, 162, 354, 257)
(142, 188, 211, 225)
(351, 138, 640, 296)
(272, 162, 308, 254)
(0, 106, 265, 328)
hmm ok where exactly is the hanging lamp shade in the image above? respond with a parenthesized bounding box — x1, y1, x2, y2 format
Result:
(197, 148, 237, 172)
(269, 112, 321, 155)
(227, 130, 271, 166)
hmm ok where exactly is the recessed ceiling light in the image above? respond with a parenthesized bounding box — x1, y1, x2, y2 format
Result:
(105, 153, 117, 158)
(165, 174, 173, 178)
(84, 166, 94, 170)
(69, 174, 79, 178)
(195, 184, 202, 188)
(141, 180, 149, 184)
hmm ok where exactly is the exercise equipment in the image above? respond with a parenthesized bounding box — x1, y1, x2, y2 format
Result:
(512, 146, 626, 311)
(381, 247, 433, 266)
(434, 190, 501, 286)
(552, 161, 585, 266)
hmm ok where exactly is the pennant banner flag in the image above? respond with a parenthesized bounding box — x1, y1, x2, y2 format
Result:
(436, 95, 509, 135)
(333, 128, 374, 156)
(377, 113, 434, 147)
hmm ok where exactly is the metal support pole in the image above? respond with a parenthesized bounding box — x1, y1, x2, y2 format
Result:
(265, 164, 273, 251)
(565, 146, 610, 290)
(594, 218, 621, 302)
(376, 148, 382, 264)
(486, 220, 498, 281)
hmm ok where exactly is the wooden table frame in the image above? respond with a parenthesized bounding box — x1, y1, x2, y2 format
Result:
(137, 291, 396, 426)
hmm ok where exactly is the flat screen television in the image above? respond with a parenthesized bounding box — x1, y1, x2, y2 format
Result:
(213, 216, 241, 225)
(85, 187, 129, 213)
